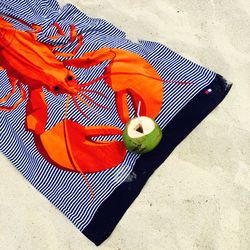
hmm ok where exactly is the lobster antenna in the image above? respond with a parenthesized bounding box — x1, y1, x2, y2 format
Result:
(76, 95, 102, 117)
(79, 75, 106, 88)
(79, 93, 111, 110)
(64, 95, 95, 201)
(64, 94, 71, 119)
(101, 71, 193, 85)
(72, 96, 90, 120)
(76, 94, 97, 111)
(81, 89, 108, 98)
(79, 170, 95, 201)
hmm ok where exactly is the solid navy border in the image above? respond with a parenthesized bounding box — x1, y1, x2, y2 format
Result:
(82, 74, 232, 246)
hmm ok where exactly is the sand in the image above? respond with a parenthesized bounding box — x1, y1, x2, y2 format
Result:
(0, 0, 250, 249)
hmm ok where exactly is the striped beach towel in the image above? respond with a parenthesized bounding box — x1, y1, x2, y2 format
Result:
(0, 0, 231, 245)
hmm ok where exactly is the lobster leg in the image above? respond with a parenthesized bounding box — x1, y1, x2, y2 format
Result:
(28, 24, 42, 33)
(1, 14, 42, 33)
(48, 22, 66, 40)
(49, 23, 77, 42)
(53, 34, 83, 58)
(0, 78, 18, 103)
(25, 87, 48, 135)
(48, 22, 83, 58)
(0, 81, 26, 111)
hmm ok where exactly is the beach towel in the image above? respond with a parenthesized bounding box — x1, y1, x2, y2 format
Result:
(0, 0, 232, 245)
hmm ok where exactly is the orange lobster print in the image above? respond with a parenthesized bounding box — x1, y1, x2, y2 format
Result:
(0, 14, 166, 196)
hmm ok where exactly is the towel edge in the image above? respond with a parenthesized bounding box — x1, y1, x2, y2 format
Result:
(82, 74, 232, 246)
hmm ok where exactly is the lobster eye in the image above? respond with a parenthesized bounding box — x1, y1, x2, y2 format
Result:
(67, 75, 73, 81)
(54, 86, 60, 91)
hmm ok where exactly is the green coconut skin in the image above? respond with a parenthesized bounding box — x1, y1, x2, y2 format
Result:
(122, 119, 163, 154)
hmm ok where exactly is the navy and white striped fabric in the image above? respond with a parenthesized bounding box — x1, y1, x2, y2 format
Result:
(0, 0, 216, 232)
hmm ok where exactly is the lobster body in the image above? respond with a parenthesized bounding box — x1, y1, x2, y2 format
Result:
(0, 16, 77, 94)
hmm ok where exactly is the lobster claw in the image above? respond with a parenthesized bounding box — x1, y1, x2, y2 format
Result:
(34, 120, 126, 173)
(115, 88, 162, 124)
(64, 48, 164, 124)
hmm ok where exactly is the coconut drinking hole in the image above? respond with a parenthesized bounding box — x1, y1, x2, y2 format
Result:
(135, 124, 144, 134)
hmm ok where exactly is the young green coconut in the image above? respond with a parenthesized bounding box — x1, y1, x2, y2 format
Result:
(122, 116, 163, 154)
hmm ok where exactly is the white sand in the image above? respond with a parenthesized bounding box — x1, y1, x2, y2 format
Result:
(1, 0, 250, 249)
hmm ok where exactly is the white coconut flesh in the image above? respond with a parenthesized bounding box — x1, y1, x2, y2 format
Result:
(127, 116, 155, 138)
